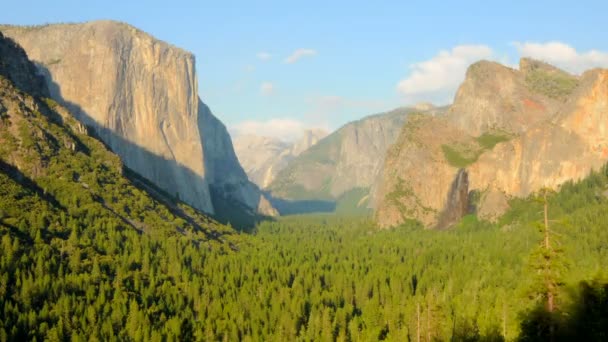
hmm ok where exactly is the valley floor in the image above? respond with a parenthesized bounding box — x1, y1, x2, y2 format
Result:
(2, 168, 608, 341)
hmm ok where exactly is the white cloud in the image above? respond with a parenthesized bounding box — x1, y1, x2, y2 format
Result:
(257, 52, 272, 61)
(284, 48, 317, 64)
(260, 82, 275, 96)
(513, 41, 608, 74)
(396, 45, 494, 104)
(230, 118, 327, 142)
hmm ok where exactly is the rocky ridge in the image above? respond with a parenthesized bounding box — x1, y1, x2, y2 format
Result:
(268, 106, 444, 209)
(375, 58, 607, 228)
(233, 129, 327, 189)
(0, 21, 276, 224)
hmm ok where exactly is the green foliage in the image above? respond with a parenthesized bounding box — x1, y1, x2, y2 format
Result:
(518, 280, 608, 341)
(385, 178, 435, 220)
(476, 132, 510, 150)
(442, 144, 478, 168)
(0, 75, 241, 340)
(334, 187, 372, 216)
(42, 97, 59, 110)
(1, 66, 608, 340)
(2, 155, 608, 341)
(525, 69, 579, 99)
(443, 132, 511, 168)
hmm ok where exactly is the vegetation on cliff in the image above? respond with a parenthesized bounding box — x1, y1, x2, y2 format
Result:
(441, 132, 511, 168)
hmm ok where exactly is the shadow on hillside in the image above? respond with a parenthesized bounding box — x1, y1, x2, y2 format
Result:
(35, 63, 263, 231)
(450, 320, 505, 341)
(0, 159, 66, 211)
(267, 195, 336, 215)
(518, 280, 608, 341)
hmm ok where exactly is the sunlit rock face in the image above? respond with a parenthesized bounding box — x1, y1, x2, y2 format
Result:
(446, 59, 562, 136)
(1, 20, 275, 217)
(268, 107, 433, 204)
(373, 115, 473, 228)
(469, 68, 608, 203)
(376, 59, 608, 229)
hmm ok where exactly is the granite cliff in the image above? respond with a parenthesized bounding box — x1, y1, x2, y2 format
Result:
(267, 106, 445, 214)
(0, 30, 233, 240)
(468, 68, 608, 219)
(233, 129, 327, 189)
(0, 21, 276, 224)
(375, 58, 606, 228)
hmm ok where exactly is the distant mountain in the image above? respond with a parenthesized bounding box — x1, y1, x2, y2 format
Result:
(233, 129, 327, 189)
(266, 106, 445, 214)
(0, 20, 276, 228)
(375, 58, 608, 228)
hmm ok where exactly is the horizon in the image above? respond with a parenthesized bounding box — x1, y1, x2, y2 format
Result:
(2, 1, 608, 141)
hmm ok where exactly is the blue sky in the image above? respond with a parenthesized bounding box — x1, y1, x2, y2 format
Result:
(2, 1, 608, 140)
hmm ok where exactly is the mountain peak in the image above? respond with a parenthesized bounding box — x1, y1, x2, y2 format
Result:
(413, 102, 435, 111)
(447, 59, 561, 136)
(519, 57, 570, 76)
(464, 60, 516, 82)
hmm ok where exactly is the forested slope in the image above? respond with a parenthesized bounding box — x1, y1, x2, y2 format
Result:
(0, 30, 239, 341)
(191, 167, 608, 341)
(2, 162, 607, 340)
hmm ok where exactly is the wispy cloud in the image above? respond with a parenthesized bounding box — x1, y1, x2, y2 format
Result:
(284, 48, 317, 64)
(257, 52, 272, 61)
(396, 45, 494, 104)
(230, 118, 328, 142)
(513, 41, 608, 74)
(260, 82, 275, 96)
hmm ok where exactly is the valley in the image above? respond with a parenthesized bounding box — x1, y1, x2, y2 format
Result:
(0, 10, 607, 342)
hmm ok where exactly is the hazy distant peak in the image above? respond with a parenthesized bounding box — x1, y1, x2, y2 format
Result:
(413, 102, 436, 111)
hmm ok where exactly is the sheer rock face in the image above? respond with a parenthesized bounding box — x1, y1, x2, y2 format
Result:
(197, 101, 277, 216)
(469, 69, 608, 202)
(446, 59, 561, 136)
(1, 21, 274, 217)
(374, 115, 472, 228)
(268, 107, 426, 202)
(233, 129, 327, 189)
(376, 59, 607, 228)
